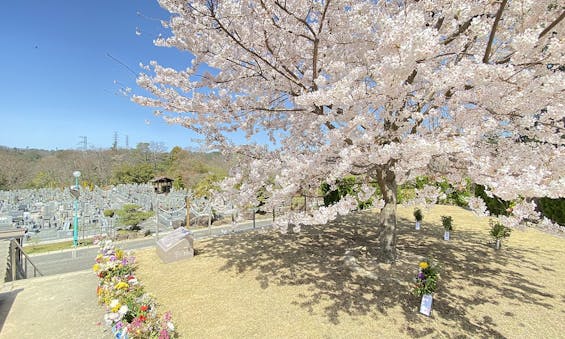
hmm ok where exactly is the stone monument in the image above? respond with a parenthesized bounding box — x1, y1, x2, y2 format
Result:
(156, 227, 194, 263)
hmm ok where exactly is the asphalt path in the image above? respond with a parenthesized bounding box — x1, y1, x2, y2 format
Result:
(27, 218, 273, 278)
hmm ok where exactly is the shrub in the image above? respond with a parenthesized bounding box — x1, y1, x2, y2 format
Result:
(441, 215, 453, 231)
(474, 185, 511, 216)
(320, 176, 375, 209)
(489, 219, 511, 240)
(413, 208, 423, 222)
(537, 197, 565, 226)
(116, 204, 154, 229)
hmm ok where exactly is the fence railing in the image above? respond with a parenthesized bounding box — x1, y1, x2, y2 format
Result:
(6, 238, 43, 281)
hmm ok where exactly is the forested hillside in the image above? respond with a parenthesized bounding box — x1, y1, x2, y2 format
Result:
(0, 144, 229, 191)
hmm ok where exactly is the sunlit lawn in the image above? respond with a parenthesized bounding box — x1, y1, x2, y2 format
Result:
(135, 205, 565, 338)
(23, 238, 95, 255)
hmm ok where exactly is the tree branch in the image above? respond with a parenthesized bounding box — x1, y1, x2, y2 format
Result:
(274, 0, 316, 37)
(443, 15, 480, 45)
(317, 0, 331, 35)
(208, 10, 307, 91)
(483, 0, 508, 64)
(539, 10, 565, 39)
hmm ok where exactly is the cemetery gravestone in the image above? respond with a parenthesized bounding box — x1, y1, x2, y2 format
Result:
(156, 227, 194, 263)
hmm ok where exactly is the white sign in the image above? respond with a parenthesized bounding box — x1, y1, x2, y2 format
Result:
(419, 294, 433, 316)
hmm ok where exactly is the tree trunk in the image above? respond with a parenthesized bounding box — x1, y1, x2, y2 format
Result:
(376, 169, 398, 263)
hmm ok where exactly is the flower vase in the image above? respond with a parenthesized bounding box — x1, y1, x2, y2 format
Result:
(419, 293, 433, 316)
(415, 221, 421, 230)
(112, 325, 128, 339)
(443, 230, 450, 240)
(495, 239, 501, 250)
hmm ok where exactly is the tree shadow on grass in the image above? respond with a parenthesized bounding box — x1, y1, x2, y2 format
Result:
(199, 210, 560, 337)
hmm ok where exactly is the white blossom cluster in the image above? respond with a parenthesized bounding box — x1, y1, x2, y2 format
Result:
(467, 196, 490, 217)
(133, 0, 564, 227)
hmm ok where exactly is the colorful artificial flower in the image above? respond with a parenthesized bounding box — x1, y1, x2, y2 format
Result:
(115, 281, 129, 290)
(412, 259, 440, 297)
(94, 234, 177, 338)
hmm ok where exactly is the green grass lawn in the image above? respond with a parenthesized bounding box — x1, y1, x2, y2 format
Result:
(135, 205, 565, 338)
(23, 238, 95, 255)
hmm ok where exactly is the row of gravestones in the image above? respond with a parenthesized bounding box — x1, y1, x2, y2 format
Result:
(0, 184, 327, 243)
(0, 184, 194, 241)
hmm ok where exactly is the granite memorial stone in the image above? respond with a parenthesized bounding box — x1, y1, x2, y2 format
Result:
(156, 227, 194, 263)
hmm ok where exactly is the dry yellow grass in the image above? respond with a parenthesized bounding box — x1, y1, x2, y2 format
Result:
(135, 205, 565, 338)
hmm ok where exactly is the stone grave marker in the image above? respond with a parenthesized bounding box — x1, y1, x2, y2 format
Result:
(156, 227, 194, 263)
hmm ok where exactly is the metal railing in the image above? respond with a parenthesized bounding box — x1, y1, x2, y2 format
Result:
(7, 238, 43, 281)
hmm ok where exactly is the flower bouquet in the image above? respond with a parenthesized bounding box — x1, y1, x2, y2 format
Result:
(412, 259, 440, 316)
(441, 215, 453, 240)
(413, 209, 423, 230)
(489, 219, 511, 250)
(94, 236, 177, 338)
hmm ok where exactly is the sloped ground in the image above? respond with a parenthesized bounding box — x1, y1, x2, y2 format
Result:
(0, 270, 109, 339)
(135, 205, 565, 338)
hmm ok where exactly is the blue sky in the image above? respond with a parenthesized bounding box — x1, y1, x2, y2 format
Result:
(0, 0, 201, 151)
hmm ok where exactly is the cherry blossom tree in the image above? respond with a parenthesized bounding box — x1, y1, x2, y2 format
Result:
(134, 0, 564, 262)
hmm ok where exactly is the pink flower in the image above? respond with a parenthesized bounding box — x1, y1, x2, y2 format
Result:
(159, 329, 170, 339)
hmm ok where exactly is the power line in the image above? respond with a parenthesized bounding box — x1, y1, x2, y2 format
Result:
(106, 52, 137, 77)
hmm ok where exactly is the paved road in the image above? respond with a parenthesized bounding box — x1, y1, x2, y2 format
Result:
(27, 218, 273, 278)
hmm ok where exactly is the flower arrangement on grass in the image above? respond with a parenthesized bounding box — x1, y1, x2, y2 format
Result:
(412, 259, 440, 297)
(414, 209, 423, 222)
(414, 208, 423, 230)
(489, 219, 511, 250)
(441, 215, 453, 231)
(94, 236, 176, 339)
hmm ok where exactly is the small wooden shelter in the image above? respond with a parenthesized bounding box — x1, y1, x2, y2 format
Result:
(151, 177, 174, 194)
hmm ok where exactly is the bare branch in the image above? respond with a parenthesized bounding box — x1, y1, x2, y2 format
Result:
(443, 15, 479, 45)
(317, 0, 331, 35)
(209, 11, 308, 91)
(483, 0, 508, 64)
(539, 10, 565, 39)
(274, 0, 316, 37)
(250, 107, 307, 113)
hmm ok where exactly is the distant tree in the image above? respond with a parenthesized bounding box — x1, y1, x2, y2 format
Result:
(115, 204, 154, 230)
(103, 209, 115, 218)
(194, 174, 222, 198)
(0, 145, 228, 190)
(172, 175, 185, 190)
(134, 142, 151, 163)
(27, 171, 57, 189)
(149, 141, 167, 170)
(0, 173, 7, 190)
(112, 163, 154, 184)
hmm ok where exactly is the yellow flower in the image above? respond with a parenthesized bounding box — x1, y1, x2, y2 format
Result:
(115, 281, 129, 290)
(93, 264, 100, 272)
(419, 261, 429, 269)
(111, 303, 121, 313)
(116, 249, 124, 260)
